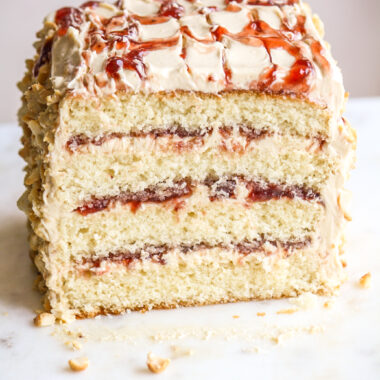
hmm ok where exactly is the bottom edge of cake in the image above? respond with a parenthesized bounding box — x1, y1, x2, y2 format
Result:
(35, 246, 346, 320)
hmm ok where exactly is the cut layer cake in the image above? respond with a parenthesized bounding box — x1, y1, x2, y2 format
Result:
(18, 0, 356, 319)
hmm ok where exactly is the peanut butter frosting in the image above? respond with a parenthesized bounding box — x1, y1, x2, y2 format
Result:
(35, 0, 344, 110)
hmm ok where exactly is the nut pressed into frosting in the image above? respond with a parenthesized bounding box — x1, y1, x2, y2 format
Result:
(33, 0, 344, 111)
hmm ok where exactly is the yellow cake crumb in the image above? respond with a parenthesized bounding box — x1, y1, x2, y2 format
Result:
(276, 308, 299, 315)
(33, 312, 55, 327)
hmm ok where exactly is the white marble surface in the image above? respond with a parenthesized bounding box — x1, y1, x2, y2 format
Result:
(0, 98, 379, 380)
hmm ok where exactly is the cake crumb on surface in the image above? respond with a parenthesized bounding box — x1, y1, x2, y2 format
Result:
(65, 340, 82, 351)
(68, 357, 89, 372)
(323, 300, 334, 309)
(57, 311, 76, 325)
(359, 273, 371, 289)
(147, 352, 170, 374)
(272, 325, 324, 345)
(256, 312, 266, 317)
(232, 315, 240, 319)
(276, 308, 299, 315)
(290, 292, 318, 310)
(33, 312, 55, 327)
(242, 346, 268, 354)
(170, 345, 194, 358)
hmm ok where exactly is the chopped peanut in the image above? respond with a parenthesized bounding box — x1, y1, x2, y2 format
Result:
(359, 273, 371, 289)
(146, 352, 170, 374)
(68, 357, 89, 372)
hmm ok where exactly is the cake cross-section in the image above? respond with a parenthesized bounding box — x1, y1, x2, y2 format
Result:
(18, 0, 356, 319)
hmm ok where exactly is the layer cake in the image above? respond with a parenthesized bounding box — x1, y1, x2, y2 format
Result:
(18, 0, 356, 319)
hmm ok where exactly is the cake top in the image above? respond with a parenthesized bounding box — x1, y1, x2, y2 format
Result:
(34, 0, 344, 109)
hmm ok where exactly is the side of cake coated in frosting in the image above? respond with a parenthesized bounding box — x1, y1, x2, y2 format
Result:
(34, 0, 345, 109)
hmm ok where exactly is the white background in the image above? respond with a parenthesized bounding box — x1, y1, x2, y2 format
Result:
(0, 0, 379, 123)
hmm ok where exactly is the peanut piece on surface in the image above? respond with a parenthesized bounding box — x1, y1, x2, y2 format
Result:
(146, 352, 170, 374)
(359, 273, 371, 289)
(68, 357, 89, 372)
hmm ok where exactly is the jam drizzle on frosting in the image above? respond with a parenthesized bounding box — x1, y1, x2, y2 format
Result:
(80, 0, 329, 95)
(55, 7, 85, 36)
(158, 0, 185, 19)
(105, 35, 180, 80)
(33, 0, 339, 105)
(33, 38, 53, 77)
(208, 13, 323, 93)
(81, 1, 101, 8)
(246, 0, 299, 5)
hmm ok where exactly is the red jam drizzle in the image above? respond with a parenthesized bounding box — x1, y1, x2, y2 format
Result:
(209, 12, 327, 94)
(105, 35, 179, 79)
(80, 1, 100, 9)
(310, 40, 330, 73)
(284, 59, 314, 92)
(106, 50, 146, 80)
(158, 1, 185, 19)
(108, 23, 139, 49)
(61, 0, 329, 97)
(55, 7, 84, 36)
(33, 38, 53, 77)
(132, 14, 171, 25)
(246, 0, 299, 5)
(225, 3, 242, 12)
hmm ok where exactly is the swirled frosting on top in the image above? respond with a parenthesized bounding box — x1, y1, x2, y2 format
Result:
(34, 0, 345, 110)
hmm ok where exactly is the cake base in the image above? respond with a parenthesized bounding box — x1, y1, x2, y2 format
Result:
(38, 246, 345, 319)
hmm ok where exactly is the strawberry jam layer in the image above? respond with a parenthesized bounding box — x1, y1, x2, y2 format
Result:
(74, 177, 322, 216)
(79, 237, 311, 272)
(65, 125, 273, 152)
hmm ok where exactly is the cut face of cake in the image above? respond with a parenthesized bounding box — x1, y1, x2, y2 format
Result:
(18, 0, 356, 319)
